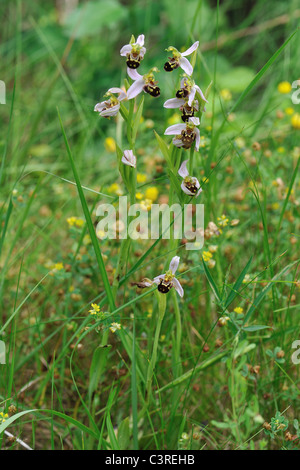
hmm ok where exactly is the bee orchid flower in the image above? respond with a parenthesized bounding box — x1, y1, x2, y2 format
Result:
(127, 68, 160, 99)
(175, 76, 207, 107)
(120, 34, 146, 69)
(178, 160, 202, 197)
(153, 256, 184, 297)
(164, 41, 199, 76)
(94, 88, 126, 117)
(164, 117, 200, 150)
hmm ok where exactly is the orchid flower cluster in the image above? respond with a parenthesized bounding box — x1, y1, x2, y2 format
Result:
(93, 35, 209, 297)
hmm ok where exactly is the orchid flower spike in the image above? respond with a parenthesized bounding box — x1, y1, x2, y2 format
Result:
(164, 117, 201, 151)
(120, 34, 146, 69)
(94, 88, 126, 118)
(121, 149, 136, 168)
(153, 256, 184, 297)
(127, 68, 160, 99)
(178, 160, 202, 197)
(164, 41, 199, 76)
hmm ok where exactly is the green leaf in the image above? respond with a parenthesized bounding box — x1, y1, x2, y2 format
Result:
(117, 417, 130, 450)
(89, 345, 112, 401)
(0, 409, 100, 440)
(132, 96, 144, 142)
(242, 325, 271, 332)
(202, 259, 222, 305)
(225, 257, 252, 309)
(106, 413, 120, 450)
(155, 351, 227, 393)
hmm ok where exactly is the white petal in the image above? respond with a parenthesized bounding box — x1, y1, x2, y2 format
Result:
(188, 87, 196, 106)
(181, 181, 194, 196)
(194, 128, 200, 151)
(164, 98, 185, 109)
(164, 123, 186, 135)
(94, 101, 105, 112)
(196, 187, 203, 197)
(100, 103, 120, 117)
(194, 85, 208, 103)
(153, 274, 164, 285)
(127, 68, 142, 81)
(189, 117, 200, 126)
(172, 138, 184, 148)
(172, 277, 184, 297)
(178, 160, 189, 178)
(169, 256, 180, 274)
(136, 34, 145, 46)
(181, 41, 199, 57)
(139, 46, 146, 57)
(179, 57, 193, 76)
(120, 44, 131, 56)
(127, 79, 145, 99)
(121, 149, 136, 167)
(108, 87, 127, 102)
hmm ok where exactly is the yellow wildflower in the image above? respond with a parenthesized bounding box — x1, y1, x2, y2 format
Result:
(109, 322, 121, 333)
(234, 307, 244, 315)
(107, 183, 123, 196)
(291, 113, 300, 129)
(140, 199, 152, 211)
(0, 412, 9, 423)
(104, 137, 116, 153)
(136, 192, 144, 200)
(54, 262, 64, 271)
(137, 173, 147, 184)
(145, 186, 159, 202)
(217, 214, 229, 228)
(285, 107, 294, 115)
(202, 251, 213, 262)
(220, 89, 232, 101)
(277, 81, 292, 94)
(89, 303, 100, 315)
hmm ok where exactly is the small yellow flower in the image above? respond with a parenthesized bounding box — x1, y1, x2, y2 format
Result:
(217, 214, 229, 228)
(54, 262, 64, 271)
(277, 81, 292, 94)
(285, 107, 294, 115)
(108, 183, 123, 196)
(202, 251, 213, 262)
(277, 147, 285, 154)
(104, 137, 116, 153)
(137, 173, 147, 184)
(0, 412, 9, 423)
(145, 186, 159, 202)
(234, 307, 244, 315)
(109, 322, 121, 333)
(202, 176, 209, 184)
(140, 198, 152, 211)
(291, 113, 300, 130)
(272, 202, 280, 210)
(135, 192, 144, 200)
(67, 217, 84, 228)
(89, 303, 100, 315)
(220, 89, 232, 101)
